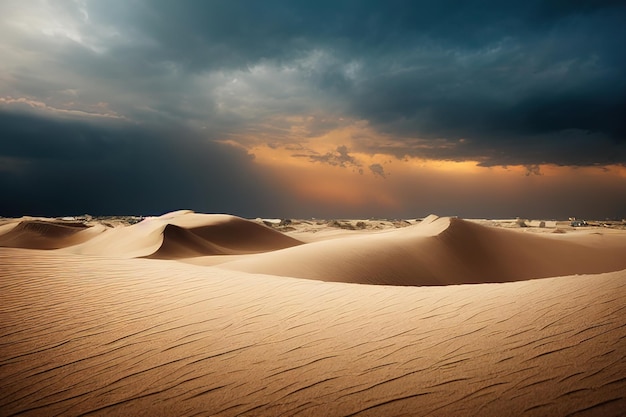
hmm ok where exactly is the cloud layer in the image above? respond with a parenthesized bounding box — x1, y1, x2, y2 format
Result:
(1, 0, 624, 217)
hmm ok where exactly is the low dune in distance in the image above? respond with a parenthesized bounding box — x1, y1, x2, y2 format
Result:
(1, 210, 625, 416)
(0, 220, 102, 250)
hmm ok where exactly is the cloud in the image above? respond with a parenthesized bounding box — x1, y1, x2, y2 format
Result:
(0, 96, 127, 120)
(356, 129, 626, 168)
(293, 145, 362, 171)
(1, 1, 625, 217)
(524, 164, 542, 176)
(0, 111, 285, 217)
(369, 163, 386, 178)
(2, 1, 624, 169)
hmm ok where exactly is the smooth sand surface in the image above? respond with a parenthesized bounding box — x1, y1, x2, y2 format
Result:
(1, 210, 625, 416)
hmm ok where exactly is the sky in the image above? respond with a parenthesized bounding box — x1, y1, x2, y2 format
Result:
(1, 0, 625, 219)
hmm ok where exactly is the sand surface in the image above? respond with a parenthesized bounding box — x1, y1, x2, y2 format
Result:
(1, 211, 625, 416)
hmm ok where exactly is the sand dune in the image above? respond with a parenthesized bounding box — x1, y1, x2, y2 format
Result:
(1, 248, 625, 416)
(214, 215, 626, 286)
(59, 211, 302, 258)
(1, 211, 625, 416)
(149, 215, 302, 259)
(4, 212, 624, 287)
(0, 219, 103, 250)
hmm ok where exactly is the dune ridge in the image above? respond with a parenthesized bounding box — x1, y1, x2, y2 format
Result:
(0, 248, 624, 416)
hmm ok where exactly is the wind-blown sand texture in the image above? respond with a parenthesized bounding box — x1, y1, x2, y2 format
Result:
(1, 211, 625, 416)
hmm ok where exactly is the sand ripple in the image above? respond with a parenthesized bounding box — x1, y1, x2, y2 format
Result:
(1, 248, 625, 416)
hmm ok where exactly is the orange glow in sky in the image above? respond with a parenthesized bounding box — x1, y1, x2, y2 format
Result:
(246, 131, 626, 219)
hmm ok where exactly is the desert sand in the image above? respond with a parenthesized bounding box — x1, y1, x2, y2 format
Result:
(1, 210, 625, 416)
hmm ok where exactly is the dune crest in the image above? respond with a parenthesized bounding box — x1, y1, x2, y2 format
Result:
(60, 211, 302, 258)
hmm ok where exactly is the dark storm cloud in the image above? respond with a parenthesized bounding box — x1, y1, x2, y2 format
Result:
(347, 34, 626, 166)
(0, 111, 286, 217)
(81, 0, 623, 166)
(1, 0, 625, 217)
(87, 0, 624, 69)
(324, 1, 626, 166)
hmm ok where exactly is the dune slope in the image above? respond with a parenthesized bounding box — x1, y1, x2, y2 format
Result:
(146, 217, 303, 259)
(0, 248, 624, 416)
(215, 216, 626, 285)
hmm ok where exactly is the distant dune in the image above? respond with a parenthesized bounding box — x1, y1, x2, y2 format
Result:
(1, 210, 625, 416)
(0, 219, 100, 249)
